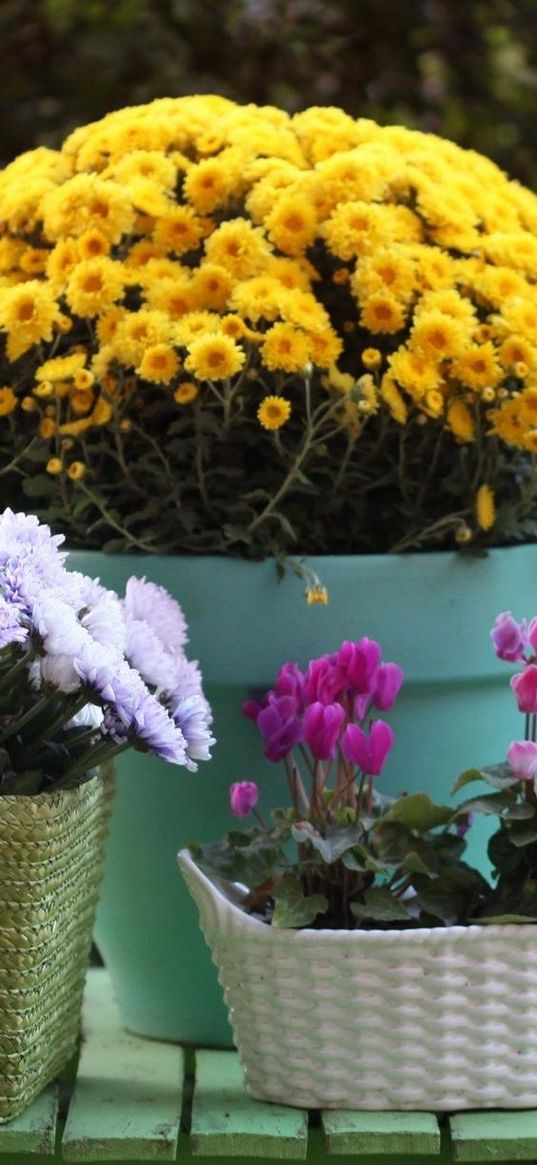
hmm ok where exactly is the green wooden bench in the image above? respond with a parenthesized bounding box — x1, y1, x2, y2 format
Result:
(0, 969, 532, 1164)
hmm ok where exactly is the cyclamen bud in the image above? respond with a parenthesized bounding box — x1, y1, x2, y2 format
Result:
(507, 740, 537, 782)
(229, 781, 259, 818)
(511, 665, 537, 714)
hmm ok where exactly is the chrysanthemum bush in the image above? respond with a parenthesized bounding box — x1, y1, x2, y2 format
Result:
(0, 507, 214, 793)
(192, 625, 537, 929)
(3, 97, 537, 556)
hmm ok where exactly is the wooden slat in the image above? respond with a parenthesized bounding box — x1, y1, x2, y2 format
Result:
(0, 1085, 58, 1155)
(62, 969, 182, 1161)
(321, 1110, 441, 1156)
(449, 1110, 537, 1161)
(190, 1050, 307, 1158)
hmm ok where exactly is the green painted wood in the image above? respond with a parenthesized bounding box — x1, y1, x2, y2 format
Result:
(321, 1110, 441, 1156)
(0, 1086, 58, 1155)
(449, 1110, 537, 1161)
(61, 969, 182, 1161)
(190, 1051, 307, 1159)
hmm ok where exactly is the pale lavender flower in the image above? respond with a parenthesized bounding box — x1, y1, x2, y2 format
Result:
(125, 618, 178, 692)
(0, 509, 66, 565)
(66, 703, 104, 731)
(124, 577, 188, 654)
(81, 588, 127, 654)
(172, 693, 215, 762)
(0, 595, 27, 649)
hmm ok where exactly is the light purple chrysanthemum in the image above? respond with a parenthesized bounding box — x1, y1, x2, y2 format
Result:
(171, 693, 215, 762)
(124, 577, 188, 655)
(125, 617, 178, 692)
(0, 595, 28, 650)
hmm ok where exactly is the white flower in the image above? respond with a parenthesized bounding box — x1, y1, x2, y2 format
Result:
(124, 577, 188, 654)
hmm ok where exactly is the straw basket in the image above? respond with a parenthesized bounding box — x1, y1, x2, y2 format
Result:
(179, 848, 537, 1112)
(0, 771, 113, 1122)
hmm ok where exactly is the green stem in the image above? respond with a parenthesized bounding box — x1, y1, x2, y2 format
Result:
(0, 694, 51, 743)
(56, 738, 129, 788)
(0, 649, 34, 695)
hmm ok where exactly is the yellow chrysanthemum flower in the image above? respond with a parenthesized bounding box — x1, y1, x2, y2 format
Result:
(450, 343, 502, 391)
(190, 264, 234, 311)
(362, 348, 382, 369)
(42, 173, 135, 243)
(360, 293, 406, 335)
(183, 157, 233, 213)
(307, 328, 343, 368)
(67, 461, 87, 480)
(174, 382, 199, 404)
(380, 375, 407, 424)
(0, 281, 60, 360)
(137, 344, 180, 385)
(144, 276, 197, 320)
(476, 484, 496, 531)
(489, 400, 527, 446)
(388, 347, 440, 398)
(0, 387, 16, 416)
(352, 248, 416, 303)
(66, 257, 125, 318)
(46, 457, 63, 475)
(204, 219, 269, 279)
(36, 352, 87, 382)
(498, 335, 536, 370)
(447, 399, 475, 442)
(257, 395, 292, 430)
(184, 333, 246, 381)
(261, 322, 310, 373)
(77, 228, 111, 260)
(153, 206, 208, 256)
(266, 193, 318, 255)
(231, 276, 283, 323)
(174, 311, 220, 346)
(114, 309, 173, 366)
(518, 388, 537, 428)
(410, 310, 469, 361)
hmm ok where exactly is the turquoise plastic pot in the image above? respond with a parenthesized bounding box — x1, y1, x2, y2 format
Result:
(69, 547, 537, 1047)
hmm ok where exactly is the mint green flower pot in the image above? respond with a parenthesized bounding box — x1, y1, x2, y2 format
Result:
(70, 547, 537, 1047)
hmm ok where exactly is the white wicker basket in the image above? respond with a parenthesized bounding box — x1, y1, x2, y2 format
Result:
(179, 848, 537, 1110)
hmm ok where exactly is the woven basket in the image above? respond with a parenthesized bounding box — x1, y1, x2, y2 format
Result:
(0, 773, 113, 1122)
(179, 848, 537, 1111)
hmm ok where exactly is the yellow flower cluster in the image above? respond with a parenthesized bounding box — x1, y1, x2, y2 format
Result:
(2, 94, 537, 487)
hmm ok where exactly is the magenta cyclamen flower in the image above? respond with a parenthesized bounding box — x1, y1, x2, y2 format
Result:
(336, 638, 382, 695)
(274, 662, 305, 707)
(304, 655, 342, 704)
(342, 719, 394, 775)
(371, 662, 404, 711)
(229, 781, 259, 817)
(491, 612, 527, 662)
(507, 740, 537, 781)
(303, 701, 345, 760)
(257, 695, 304, 762)
(511, 665, 537, 714)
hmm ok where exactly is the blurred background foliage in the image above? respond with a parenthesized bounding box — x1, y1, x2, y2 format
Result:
(1, 0, 537, 187)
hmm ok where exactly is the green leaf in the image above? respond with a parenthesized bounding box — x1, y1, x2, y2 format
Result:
(272, 875, 328, 928)
(478, 763, 521, 790)
(192, 831, 283, 889)
(291, 822, 363, 864)
(22, 474, 57, 498)
(372, 819, 416, 865)
(452, 768, 484, 794)
(386, 792, 452, 832)
(414, 866, 488, 925)
(351, 885, 411, 922)
(488, 827, 523, 873)
(342, 842, 388, 875)
(453, 791, 518, 818)
(470, 914, 537, 924)
(401, 850, 433, 877)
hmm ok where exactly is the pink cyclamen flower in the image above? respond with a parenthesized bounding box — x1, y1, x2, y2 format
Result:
(229, 781, 259, 817)
(507, 740, 537, 781)
(527, 616, 537, 654)
(491, 611, 527, 662)
(511, 665, 537, 714)
(257, 695, 304, 762)
(341, 719, 394, 776)
(303, 701, 346, 760)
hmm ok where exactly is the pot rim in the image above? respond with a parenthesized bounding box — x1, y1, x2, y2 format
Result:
(178, 847, 537, 944)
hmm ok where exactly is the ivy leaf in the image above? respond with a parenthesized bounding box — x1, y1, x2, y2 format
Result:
(488, 827, 524, 873)
(372, 819, 416, 865)
(291, 822, 363, 864)
(414, 867, 487, 925)
(351, 885, 411, 922)
(477, 763, 521, 790)
(272, 874, 328, 928)
(453, 791, 519, 818)
(386, 793, 452, 832)
(401, 850, 434, 877)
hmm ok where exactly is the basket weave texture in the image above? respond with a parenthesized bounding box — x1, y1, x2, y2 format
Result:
(179, 849, 537, 1112)
(0, 773, 113, 1122)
